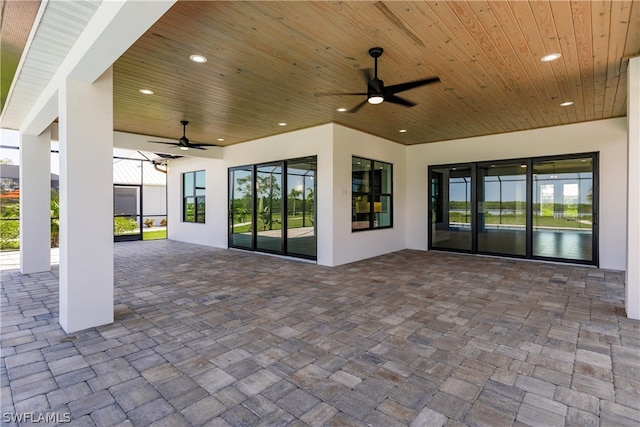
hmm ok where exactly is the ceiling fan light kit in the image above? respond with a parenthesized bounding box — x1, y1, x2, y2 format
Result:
(315, 46, 440, 113)
(148, 120, 217, 151)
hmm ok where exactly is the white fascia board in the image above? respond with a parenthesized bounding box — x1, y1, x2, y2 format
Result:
(21, 0, 175, 136)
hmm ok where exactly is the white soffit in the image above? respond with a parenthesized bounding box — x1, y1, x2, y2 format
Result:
(0, 1, 102, 130)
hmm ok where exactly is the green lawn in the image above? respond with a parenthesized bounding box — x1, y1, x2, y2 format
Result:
(143, 229, 167, 240)
(449, 212, 591, 229)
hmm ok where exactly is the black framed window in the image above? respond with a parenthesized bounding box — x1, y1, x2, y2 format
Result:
(229, 156, 317, 260)
(183, 170, 205, 223)
(428, 152, 598, 265)
(352, 156, 393, 231)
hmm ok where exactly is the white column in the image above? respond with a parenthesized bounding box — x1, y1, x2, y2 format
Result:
(58, 67, 114, 333)
(19, 128, 52, 274)
(627, 57, 640, 320)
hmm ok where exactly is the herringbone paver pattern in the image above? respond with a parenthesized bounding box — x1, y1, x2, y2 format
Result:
(1, 240, 639, 426)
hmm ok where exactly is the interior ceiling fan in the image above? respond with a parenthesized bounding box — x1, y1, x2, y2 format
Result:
(148, 120, 215, 151)
(315, 47, 440, 113)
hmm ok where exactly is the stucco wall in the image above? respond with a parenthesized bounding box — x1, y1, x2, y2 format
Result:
(167, 118, 628, 271)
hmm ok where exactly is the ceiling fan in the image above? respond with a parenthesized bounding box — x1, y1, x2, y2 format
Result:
(148, 120, 215, 151)
(315, 47, 440, 113)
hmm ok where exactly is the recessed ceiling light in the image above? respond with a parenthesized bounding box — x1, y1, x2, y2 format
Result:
(278, 122, 287, 126)
(217, 138, 225, 142)
(190, 54, 207, 63)
(336, 107, 348, 112)
(139, 89, 154, 95)
(541, 53, 561, 62)
(399, 129, 407, 133)
(560, 101, 574, 107)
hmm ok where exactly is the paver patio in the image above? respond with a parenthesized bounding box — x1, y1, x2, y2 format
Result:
(1, 240, 639, 426)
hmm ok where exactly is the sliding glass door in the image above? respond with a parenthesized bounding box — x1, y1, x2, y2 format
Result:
(229, 156, 317, 260)
(477, 162, 527, 256)
(429, 153, 597, 265)
(229, 166, 253, 249)
(532, 157, 595, 262)
(256, 163, 283, 253)
(287, 159, 316, 258)
(430, 166, 473, 251)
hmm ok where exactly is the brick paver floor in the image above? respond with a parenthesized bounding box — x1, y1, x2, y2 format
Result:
(1, 240, 639, 426)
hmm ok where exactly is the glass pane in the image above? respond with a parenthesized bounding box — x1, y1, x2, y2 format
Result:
(352, 157, 371, 193)
(256, 163, 283, 252)
(142, 161, 167, 240)
(430, 166, 472, 250)
(196, 197, 206, 223)
(373, 161, 392, 194)
(287, 158, 316, 258)
(352, 194, 371, 230)
(195, 170, 206, 188)
(533, 157, 593, 261)
(229, 167, 253, 249)
(375, 195, 392, 228)
(477, 163, 527, 255)
(184, 172, 194, 197)
(114, 186, 141, 237)
(184, 197, 195, 222)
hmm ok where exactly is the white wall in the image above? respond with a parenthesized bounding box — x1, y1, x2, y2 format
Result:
(626, 57, 640, 319)
(331, 125, 407, 266)
(168, 157, 226, 247)
(166, 118, 628, 271)
(406, 117, 628, 271)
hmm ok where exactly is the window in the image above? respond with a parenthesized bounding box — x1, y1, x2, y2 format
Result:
(429, 153, 597, 264)
(229, 156, 317, 260)
(352, 156, 393, 231)
(183, 170, 205, 223)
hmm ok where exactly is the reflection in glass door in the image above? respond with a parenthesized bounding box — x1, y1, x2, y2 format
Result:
(229, 166, 253, 249)
(429, 153, 597, 265)
(287, 159, 316, 258)
(477, 162, 527, 256)
(532, 157, 595, 262)
(114, 185, 141, 241)
(256, 163, 283, 253)
(430, 166, 472, 251)
(229, 157, 317, 260)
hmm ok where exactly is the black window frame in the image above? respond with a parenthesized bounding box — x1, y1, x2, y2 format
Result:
(183, 170, 206, 223)
(428, 152, 598, 266)
(352, 156, 393, 232)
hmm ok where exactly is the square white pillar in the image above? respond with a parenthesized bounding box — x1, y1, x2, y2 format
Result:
(58, 68, 114, 332)
(627, 57, 640, 320)
(19, 128, 52, 274)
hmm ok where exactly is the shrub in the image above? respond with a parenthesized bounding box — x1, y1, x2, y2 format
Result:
(160, 218, 167, 227)
(144, 218, 155, 228)
(0, 219, 19, 250)
(114, 216, 138, 234)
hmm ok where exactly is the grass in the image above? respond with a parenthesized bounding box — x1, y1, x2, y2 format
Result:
(143, 229, 167, 240)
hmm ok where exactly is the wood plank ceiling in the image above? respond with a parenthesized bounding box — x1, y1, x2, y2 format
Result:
(111, 1, 639, 147)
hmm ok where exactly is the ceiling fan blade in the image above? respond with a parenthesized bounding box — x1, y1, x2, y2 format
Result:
(315, 92, 367, 97)
(348, 99, 369, 113)
(148, 140, 180, 146)
(385, 95, 416, 107)
(360, 68, 373, 83)
(386, 76, 440, 95)
(188, 145, 207, 150)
